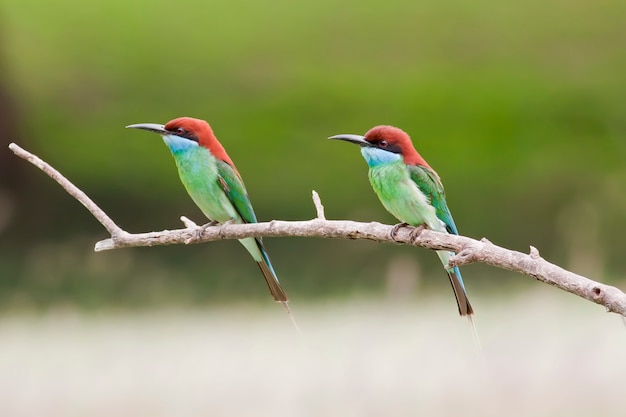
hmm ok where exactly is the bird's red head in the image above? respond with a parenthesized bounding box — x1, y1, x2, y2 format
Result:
(164, 117, 236, 169)
(363, 125, 430, 168)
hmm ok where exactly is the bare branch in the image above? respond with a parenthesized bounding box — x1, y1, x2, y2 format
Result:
(9, 143, 626, 317)
(8, 143, 125, 238)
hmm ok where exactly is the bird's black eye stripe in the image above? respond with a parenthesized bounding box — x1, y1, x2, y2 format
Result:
(376, 139, 401, 154)
(171, 127, 199, 142)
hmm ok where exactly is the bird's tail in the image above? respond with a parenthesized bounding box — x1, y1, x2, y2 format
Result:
(437, 252, 480, 350)
(256, 241, 303, 336)
(254, 238, 289, 303)
(437, 250, 473, 316)
(238, 236, 288, 302)
(239, 237, 301, 334)
(449, 266, 482, 353)
(447, 266, 474, 316)
(256, 256, 288, 302)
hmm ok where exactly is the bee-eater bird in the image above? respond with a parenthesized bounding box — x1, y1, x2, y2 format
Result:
(126, 117, 291, 311)
(329, 125, 473, 317)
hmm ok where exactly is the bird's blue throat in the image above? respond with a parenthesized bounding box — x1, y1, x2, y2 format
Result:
(361, 147, 402, 167)
(162, 135, 199, 154)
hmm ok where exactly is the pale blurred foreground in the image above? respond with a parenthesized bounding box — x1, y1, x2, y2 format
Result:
(0, 289, 624, 417)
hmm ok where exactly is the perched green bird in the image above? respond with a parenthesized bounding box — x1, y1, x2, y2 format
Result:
(330, 125, 473, 317)
(127, 117, 290, 311)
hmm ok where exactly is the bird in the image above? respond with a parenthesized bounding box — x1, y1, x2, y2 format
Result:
(329, 125, 474, 318)
(126, 117, 292, 314)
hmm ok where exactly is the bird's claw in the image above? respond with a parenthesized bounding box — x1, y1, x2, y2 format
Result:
(389, 222, 410, 241)
(218, 219, 235, 239)
(194, 220, 220, 240)
(389, 223, 427, 243)
(408, 224, 427, 243)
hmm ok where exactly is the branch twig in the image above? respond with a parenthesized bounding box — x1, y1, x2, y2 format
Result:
(9, 143, 626, 317)
(312, 190, 326, 220)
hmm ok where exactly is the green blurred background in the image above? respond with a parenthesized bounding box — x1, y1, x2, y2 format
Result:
(1, 0, 625, 309)
(1, 1, 626, 416)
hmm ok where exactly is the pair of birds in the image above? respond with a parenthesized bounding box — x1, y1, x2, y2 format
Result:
(127, 117, 473, 319)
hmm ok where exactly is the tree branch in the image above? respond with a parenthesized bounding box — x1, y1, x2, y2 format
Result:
(8, 143, 126, 238)
(9, 143, 626, 317)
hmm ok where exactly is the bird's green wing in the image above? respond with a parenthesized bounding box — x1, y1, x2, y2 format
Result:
(215, 160, 258, 224)
(407, 164, 459, 235)
(216, 160, 286, 302)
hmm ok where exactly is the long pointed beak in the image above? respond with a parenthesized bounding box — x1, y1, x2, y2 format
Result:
(125, 123, 167, 135)
(328, 134, 370, 147)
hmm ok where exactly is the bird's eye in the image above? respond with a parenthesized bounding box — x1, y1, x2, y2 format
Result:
(176, 127, 186, 135)
(379, 140, 388, 147)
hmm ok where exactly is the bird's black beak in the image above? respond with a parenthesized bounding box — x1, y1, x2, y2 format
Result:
(126, 123, 168, 135)
(328, 134, 371, 147)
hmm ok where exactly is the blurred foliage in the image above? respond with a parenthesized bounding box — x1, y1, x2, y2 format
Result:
(0, 0, 625, 308)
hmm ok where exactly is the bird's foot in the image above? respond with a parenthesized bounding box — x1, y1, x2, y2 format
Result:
(389, 222, 410, 241)
(218, 219, 236, 239)
(408, 224, 427, 243)
(194, 220, 220, 240)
